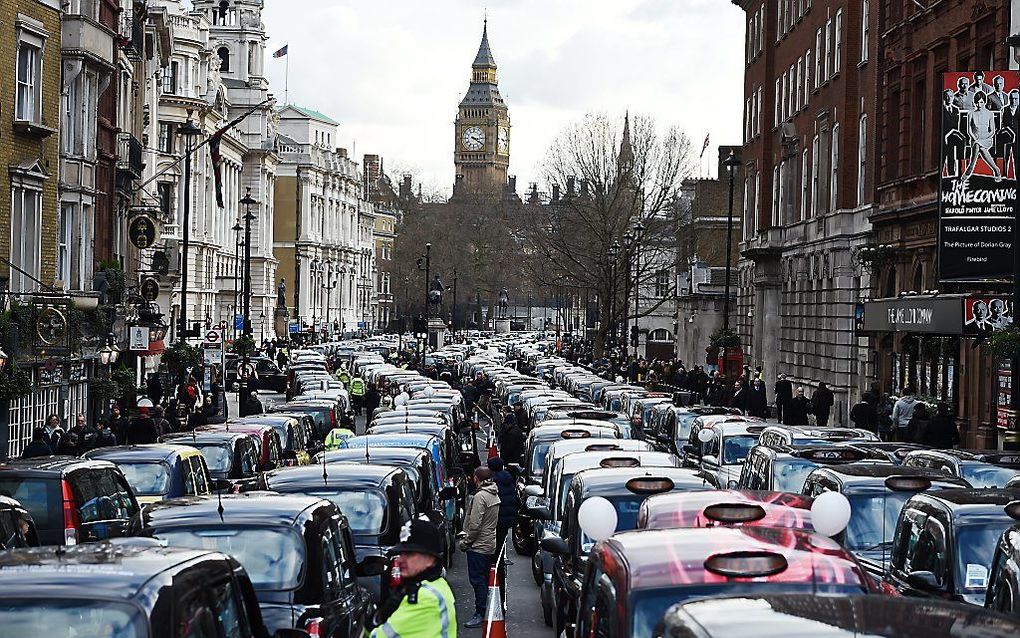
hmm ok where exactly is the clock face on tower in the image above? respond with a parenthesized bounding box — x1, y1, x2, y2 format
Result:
(462, 126, 485, 151)
(497, 127, 509, 154)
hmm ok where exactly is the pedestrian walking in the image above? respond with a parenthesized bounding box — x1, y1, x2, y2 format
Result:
(730, 380, 749, 414)
(108, 405, 129, 445)
(785, 387, 811, 425)
(94, 418, 117, 448)
(812, 382, 834, 427)
(458, 466, 500, 629)
(923, 403, 961, 448)
(906, 402, 931, 443)
(747, 378, 769, 418)
(850, 397, 878, 433)
(498, 414, 525, 465)
(774, 374, 793, 423)
(126, 406, 159, 444)
(367, 518, 457, 638)
(487, 457, 520, 562)
(364, 383, 381, 421)
(513, 403, 528, 434)
(21, 428, 53, 458)
(891, 387, 918, 443)
(246, 391, 264, 415)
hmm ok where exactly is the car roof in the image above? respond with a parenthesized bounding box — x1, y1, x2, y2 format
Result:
(265, 463, 403, 490)
(557, 450, 678, 475)
(84, 444, 200, 463)
(909, 488, 1020, 523)
(165, 430, 247, 445)
(547, 438, 652, 461)
(141, 492, 328, 528)
(0, 457, 116, 474)
(0, 543, 233, 596)
(638, 490, 814, 531)
(571, 466, 709, 497)
(320, 447, 428, 464)
(602, 526, 864, 591)
(807, 463, 966, 487)
(661, 593, 1020, 637)
(344, 433, 438, 447)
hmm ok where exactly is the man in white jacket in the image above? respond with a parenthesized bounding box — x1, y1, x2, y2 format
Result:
(891, 386, 918, 442)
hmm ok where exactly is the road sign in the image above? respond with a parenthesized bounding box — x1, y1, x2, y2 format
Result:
(288, 321, 299, 334)
(205, 330, 221, 344)
(238, 361, 256, 378)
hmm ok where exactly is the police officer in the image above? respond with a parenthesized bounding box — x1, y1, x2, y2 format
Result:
(369, 518, 457, 638)
(349, 374, 366, 416)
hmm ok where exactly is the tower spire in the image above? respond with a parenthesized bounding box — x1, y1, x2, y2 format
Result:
(473, 17, 496, 69)
(619, 110, 635, 172)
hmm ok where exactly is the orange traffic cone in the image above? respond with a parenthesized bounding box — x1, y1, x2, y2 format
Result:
(482, 562, 507, 638)
(487, 443, 499, 460)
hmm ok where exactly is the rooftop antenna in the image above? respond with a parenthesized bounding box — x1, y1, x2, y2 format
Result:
(216, 484, 225, 522)
(322, 444, 329, 485)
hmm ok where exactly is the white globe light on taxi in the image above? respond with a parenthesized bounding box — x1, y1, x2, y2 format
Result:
(810, 491, 852, 537)
(578, 496, 618, 542)
(697, 429, 714, 444)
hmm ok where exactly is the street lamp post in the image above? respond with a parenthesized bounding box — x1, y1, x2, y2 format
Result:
(176, 116, 203, 343)
(631, 221, 645, 357)
(451, 268, 458, 339)
(623, 230, 635, 358)
(608, 240, 620, 354)
(721, 150, 741, 380)
(232, 218, 242, 340)
(238, 188, 257, 416)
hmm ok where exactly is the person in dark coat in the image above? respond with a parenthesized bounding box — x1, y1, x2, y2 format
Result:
(55, 432, 79, 456)
(922, 403, 961, 448)
(498, 417, 525, 466)
(146, 373, 163, 407)
(246, 391, 264, 415)
(126, 407, 159, 444)
(513, 404, 528, 434)
(812, 382, 835, 427)
(487, 457, 520, 560)
(850, 398, 878, 432)
(730, 381, 749, 414)
(68, 413, 97, 453)
(21, 428, 53, 458)
(906, 403, 931, 444)
(747, 379, 769, 418)
(108, 405, 129, 445)
(94, 418, 118, 448)
(363, 383, 382, 421)
(774, 374, 793, 423)
(785, 387, 811, 425)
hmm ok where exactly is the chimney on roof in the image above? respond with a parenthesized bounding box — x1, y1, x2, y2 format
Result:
(338, 148, 348, 158)
(552, 184, 560, 202)
(507, 175, 516, 193)
(566, 176, 576, 198)
(400, 174, 412, 199)
(528, 183, 540, 204)
(580, 179, 589, 197)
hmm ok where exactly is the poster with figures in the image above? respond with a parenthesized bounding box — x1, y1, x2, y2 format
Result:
(938, 70, 1020, 282)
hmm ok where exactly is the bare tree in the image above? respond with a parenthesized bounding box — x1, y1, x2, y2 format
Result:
(518, 112, 694, 355)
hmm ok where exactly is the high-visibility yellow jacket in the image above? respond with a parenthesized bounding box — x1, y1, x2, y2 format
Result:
(368, 576, 457, 638)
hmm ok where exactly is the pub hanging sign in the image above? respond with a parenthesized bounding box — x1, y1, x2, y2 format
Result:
(937, 70, 1020, 283)
(129, 214, 158, 250)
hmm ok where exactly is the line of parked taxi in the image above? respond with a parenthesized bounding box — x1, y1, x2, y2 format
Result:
(476, 335, 1020, 637)
(0, 338, 480, 638)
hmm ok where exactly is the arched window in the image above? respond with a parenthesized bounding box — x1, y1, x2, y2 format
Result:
(883, 267, 896, 298)
(217, 47, 230, 72)
(649, 329, 673, 342)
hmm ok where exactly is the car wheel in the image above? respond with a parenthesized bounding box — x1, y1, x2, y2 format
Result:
(512, 523, 535, 556)
(531, 552, 543, 586)
(541, 582, 553, 627)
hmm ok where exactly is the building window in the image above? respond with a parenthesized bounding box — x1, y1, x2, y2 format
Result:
(654, 270, 670, 297)
(861, 0, 870, 63)
(158, 122, 176, 153)
(62, 70, 99, 158)
(781, 73, 788, 122)
(158, 182, 173, 214)
(753, 172, 760, 229)
(805, 48, 813, 100)
(162, 60, 178, 94)
(10, 186, 42, 292)
(811, 135, 820, 217)
(830, 122, 840, 212)
(217, 47, 230, 72)
(772, 164, 780, 227)
(834, 9, 843, 74)
(796, 58, 803, 111)
(824, 18, 832, 80)
(743, 176, 753, 239)
(857, 114, 867, 206)
(16, 43, 40, 122)
(774, 78, 781, 127)
(788, 64, 796, 117)
(801, 149, 809, 221)
(814, 28, 822, 88)
(57, 204, 72, 287)
(755, 87, 762, 135)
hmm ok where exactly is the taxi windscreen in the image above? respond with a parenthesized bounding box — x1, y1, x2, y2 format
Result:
(770, 458, 818, 493)
(845, 491, 912, 551)
(117, 462, 171, 496)
(155, 527, 304, 590)
(0, 599, 145, 638)
(959, 463, 1020, 489)
(722, 435, 759, 464)
(191, 443, 233, 473)
(955, 524, 1009, 599)
(580, 495, 644, 551)
(303, 489, 387, 535)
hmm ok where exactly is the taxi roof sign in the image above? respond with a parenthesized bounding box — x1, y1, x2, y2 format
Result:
(884, 476, 933, 492)
(600, 456, 640, 468)
(561, 429, 592, 439)
(625, 477, 675, 494)
(703, 551, 789, 578)
(702, 503, 768, 525)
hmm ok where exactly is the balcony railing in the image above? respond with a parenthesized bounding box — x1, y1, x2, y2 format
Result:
(116, 132, 144, 178)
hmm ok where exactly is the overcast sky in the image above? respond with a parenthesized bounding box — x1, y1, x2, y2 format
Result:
(259, 0, 744, 196)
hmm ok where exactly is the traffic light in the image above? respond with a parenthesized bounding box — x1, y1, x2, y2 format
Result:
(630, 325, 639, 348)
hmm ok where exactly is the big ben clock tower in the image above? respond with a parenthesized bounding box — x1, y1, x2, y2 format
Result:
(454, 19, 510, 197)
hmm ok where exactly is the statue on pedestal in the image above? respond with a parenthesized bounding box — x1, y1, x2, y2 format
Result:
(276, 279, 287, 309)
(497, 289, 510, 318)
(427, 275, 444, 317)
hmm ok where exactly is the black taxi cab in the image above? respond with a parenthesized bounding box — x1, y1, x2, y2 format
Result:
(259, 464, 421, 601)
(162, 430, 261, 490)
(134, 492, 379, 637)
(738, 443, 883, 494)
(985, 504, 1020, 616)
(683, 417, 766, 488)
(85, 444, 215, 503)
(645, 406, 741, 457)
(0, 494, 37, 548)
(756, 424, 880, 448)
(0, 542, 297, 638)
(544, 466, 710, 633)
(636, 489, 815, 531)
(522, 423, 620, 487)
(903, 449, 1020, 488)
(800, 464, 970, 577)
(571, 525, 877, 638)
(883, 488, 1020, 605)
(656, 593, 1020, 638)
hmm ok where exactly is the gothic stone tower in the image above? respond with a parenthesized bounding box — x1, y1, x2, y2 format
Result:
(453, 20, 510, 197)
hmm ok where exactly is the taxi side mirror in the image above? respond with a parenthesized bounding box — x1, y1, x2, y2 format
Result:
(525, 505, 552, 520)
(702, 455, 719, 466)
(907, 570, 941, 592)
(541, 536, 569, 555)
(357, 555, 388, 577)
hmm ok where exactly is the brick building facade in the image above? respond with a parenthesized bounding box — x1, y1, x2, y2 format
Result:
(734, 0, 878, 420)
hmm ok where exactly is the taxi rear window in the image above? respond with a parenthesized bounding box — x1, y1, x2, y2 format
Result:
(0, 477, 60, 529)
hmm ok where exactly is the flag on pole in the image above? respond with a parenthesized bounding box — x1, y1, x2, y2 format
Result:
(700, 132, 711, 158)
(273, 44, 288, 58)
(208, 100, 271, 207)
